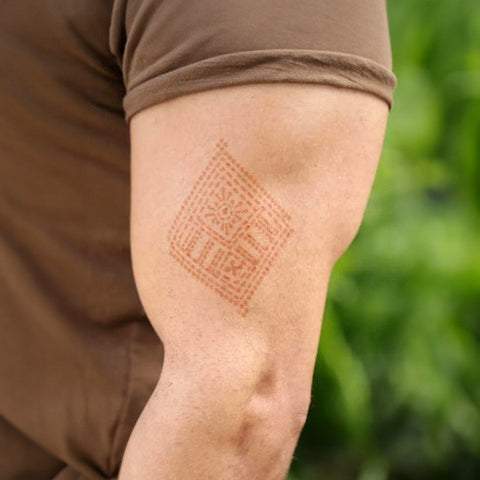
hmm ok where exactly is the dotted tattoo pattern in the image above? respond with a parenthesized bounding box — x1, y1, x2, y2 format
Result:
(167, 139, 294, 316)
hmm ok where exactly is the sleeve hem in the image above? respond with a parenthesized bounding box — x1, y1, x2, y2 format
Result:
(123, 49, 397, 122)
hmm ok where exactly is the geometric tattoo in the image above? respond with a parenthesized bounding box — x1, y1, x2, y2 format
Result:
(167, 139, 294, 316)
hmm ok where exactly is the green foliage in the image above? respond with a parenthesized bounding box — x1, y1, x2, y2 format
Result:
(290, 1, 480, 478)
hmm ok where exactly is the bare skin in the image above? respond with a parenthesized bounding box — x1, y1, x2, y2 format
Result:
(119, 83, 389, 480)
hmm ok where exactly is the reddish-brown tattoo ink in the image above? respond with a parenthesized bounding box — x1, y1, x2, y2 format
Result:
(168, 139, 294, 316)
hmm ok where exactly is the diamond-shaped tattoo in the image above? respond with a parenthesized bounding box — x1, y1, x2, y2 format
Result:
(168, 139, 294, 316)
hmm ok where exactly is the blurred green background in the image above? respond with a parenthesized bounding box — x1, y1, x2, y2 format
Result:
(289, 1, 480, 479)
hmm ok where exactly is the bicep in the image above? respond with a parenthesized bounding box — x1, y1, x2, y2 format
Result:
(129, 83, 388, 390)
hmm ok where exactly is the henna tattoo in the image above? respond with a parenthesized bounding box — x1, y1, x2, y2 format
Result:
(168, 139, 294, 316)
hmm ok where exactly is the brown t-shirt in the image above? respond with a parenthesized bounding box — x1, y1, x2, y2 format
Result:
(0, 1, 396, 479)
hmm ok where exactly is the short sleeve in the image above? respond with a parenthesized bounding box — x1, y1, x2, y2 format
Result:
(109, 0, 397, 122)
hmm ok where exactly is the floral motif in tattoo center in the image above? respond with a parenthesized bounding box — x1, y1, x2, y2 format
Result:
(203, 187, 248, 236)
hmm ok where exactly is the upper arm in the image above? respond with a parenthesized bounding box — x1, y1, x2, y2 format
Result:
(129, 83, 388, 400)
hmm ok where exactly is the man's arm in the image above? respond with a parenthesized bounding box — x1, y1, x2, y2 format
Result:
(119, 83, 389, 479)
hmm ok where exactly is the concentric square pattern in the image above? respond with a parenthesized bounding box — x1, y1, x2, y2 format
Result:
(168, 139, 294, 316)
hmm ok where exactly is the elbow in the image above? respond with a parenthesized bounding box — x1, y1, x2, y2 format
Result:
(225, 355, 311, 478)
(160, 341, 311, 478)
